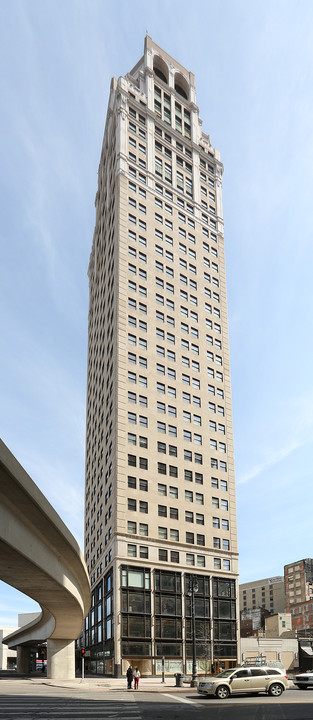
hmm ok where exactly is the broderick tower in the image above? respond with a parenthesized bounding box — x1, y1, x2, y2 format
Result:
(84, 36, 239, 677)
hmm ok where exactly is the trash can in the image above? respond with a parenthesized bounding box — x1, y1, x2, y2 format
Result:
(175, 673, 184, 687)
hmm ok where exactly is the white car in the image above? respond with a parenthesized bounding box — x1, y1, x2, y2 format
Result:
(294, 672, 313, 689)
(197, 666, 289, 699)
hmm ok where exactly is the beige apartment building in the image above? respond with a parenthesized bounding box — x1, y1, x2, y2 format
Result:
(83, 36, 238, 677)
(240, 577, 285, 615)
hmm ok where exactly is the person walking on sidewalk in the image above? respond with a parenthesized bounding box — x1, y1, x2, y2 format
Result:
(133, 667, 140, 690)
(126, 665, 133, 689)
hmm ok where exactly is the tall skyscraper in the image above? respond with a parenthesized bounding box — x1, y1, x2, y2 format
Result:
(84, 36, 238, 677)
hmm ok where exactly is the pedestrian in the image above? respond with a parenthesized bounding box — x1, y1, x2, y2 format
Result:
(126, 665, 133, 689)
(133, 666, 140, 689)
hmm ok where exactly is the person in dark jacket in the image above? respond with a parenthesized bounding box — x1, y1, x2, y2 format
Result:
(126, 665, 133, 689)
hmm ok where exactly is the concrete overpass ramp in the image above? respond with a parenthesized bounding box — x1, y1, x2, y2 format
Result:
(0, 439, 90, 679)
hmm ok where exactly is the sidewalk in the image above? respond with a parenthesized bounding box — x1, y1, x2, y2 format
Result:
(30, 675, 196, 693)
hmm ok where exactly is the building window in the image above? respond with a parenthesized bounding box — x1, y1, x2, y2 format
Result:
(158, 483, 167, 495)
(158, 462, 167, 475)
(158, 527, 168, 539)
(159, 549, 168, 562)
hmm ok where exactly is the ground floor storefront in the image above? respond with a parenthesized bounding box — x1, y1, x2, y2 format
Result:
(83, 563, 239, 677)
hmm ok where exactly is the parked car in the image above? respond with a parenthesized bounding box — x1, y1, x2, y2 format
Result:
(294, 671, 313, 689)
(197, 665, 289, 699)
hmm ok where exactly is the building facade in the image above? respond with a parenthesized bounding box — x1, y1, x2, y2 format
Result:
(285, 559, 313, 631)
(239, 577, 285, 615)
(265, 613, 293, 638)
(240, 636, 298, 671)
(240, 608, 271, 637)
(84, 36, 238, 677)
(0, 627, 17, 670)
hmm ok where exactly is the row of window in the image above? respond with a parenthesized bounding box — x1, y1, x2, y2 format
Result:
(127, 470, 227, 506)
(128, 392, 225, 431)
(126, 459, 228, 494)
(127, 498, 229, 529)
(127, 409, 227, 444)
(130, 115, 214, 197)
(153, 86, 191, 139)
(126, 543, 231, 571)
(128, 279, 221, 318)
(128, 209, 218, 258)
(128, 252, 220, 290)
(128, 335, 223, 373)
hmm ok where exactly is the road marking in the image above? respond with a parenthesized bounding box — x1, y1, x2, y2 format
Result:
(196, 699, 313, 707)
(162, 693, 201, 705)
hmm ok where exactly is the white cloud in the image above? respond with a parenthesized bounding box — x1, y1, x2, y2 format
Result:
(237, 439, 304, 486)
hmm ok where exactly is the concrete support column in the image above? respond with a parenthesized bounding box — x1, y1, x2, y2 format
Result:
(47, 639, 75, 680)
(16, 645, 30, 674)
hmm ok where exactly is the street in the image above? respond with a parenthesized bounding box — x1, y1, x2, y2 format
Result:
(1, 676, 313, 719)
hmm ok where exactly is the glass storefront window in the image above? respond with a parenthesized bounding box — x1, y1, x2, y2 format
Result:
(122, 642, 151, 656)
(106, 618, 112, 639)
(106, 595, 112, 616)
(214, 599, 236, 619)
(122, 590, 151, 614)
(156, 643, 182, 656)
(214, 643, 237, 658)
(129, 593, 145, 613)
(213, 578, 235, 598)
(155, 570, 181, 593)
(121, 567, 150, 589)
(129, 570, 144, 588)
(128, 616, 146, 636)
(214, 621, 236, 641)
(161, 595, 176, 615)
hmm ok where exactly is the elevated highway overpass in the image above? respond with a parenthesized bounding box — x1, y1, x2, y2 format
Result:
(0, 439, 90, 679)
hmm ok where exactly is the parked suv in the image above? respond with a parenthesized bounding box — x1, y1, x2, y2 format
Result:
(197, 666, 289, 699)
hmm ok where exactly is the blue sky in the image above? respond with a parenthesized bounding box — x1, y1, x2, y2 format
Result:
(1, 0, 313, 626)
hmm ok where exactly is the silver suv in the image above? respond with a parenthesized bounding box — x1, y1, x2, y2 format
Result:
(197, 666, 289, 699)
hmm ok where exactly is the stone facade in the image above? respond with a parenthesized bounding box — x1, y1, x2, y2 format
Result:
(84, 36, 238, 676)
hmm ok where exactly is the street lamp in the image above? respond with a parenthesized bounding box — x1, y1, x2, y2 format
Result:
(187, 575, 199, 687)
